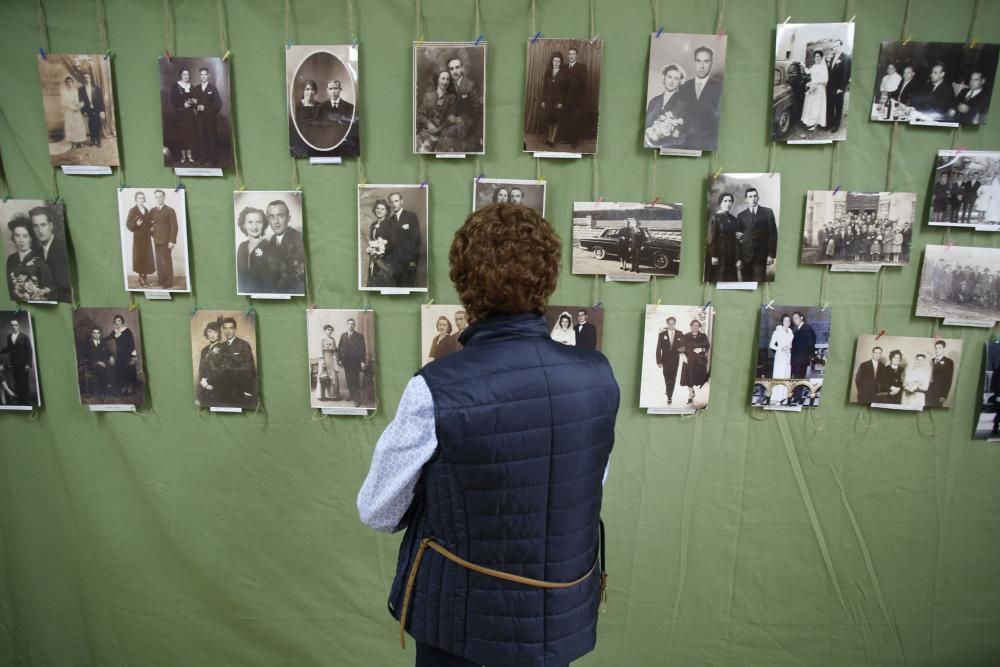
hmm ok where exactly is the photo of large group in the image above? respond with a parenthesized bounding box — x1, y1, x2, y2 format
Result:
(752, 305, 830, 409)
(286, 45, 360, 158)
(974, 342, 1000, 439)
(3, 199, 73, 303)
(929, 150, 1000, 229)
(306, 309, 375, 410)
(0, 311, 40, 409)
(644, 32, 727, 152)
(851, 334, 961, 409)
(116, 188, 190, 292)
(413, 42, 486, 155)
(916, 245, 1000, 324)
(523, 38, 602, 154)
(472, 178, 546, 215)
(572, 201, 682, 278)
(36, 53, 119, 167)
(703, 173, 780, 283)
(869, 41, 999, 125)
(159, 57, 233, 169)
(772, 23, 854, 142)
(800, 190, 915, 267)
(72, 308, 145, 406)
(640, 304, 714, 410)
(542, 305, 604, 351)
(420, 304, 468, 366)
(358, 184, 429, 292)
(190, 311, 260, 410)
(233, 191, 306, 297)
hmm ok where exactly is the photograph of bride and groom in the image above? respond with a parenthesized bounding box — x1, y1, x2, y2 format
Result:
(752, 305, 830, 409)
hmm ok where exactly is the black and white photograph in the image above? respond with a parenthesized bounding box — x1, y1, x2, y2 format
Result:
(306, 309, 376, 410)
(158, 56, 233, 169)
(233, 191, 306, 297)
(751, 305, 830, 410)
(850, 334, 962, 409)
(543, 305, 604, 352)
(116, 188, 190, 292)
(358, 184, 429, 292)
(703, 173, 781, 284)
(929, 150, 1000, 229)
(974, 341, 1000, 439)
(2, 199, 73, 303)
(572, 201, 682, 278)
(869, 41, 999, 126)
(644, 32, 727, 152)
(287, 44, 360, 159)
(72, 308, 145, 406)
(190, 310, 259, 410)
(420, 304, 468, 367)
(472, 178, 546, 216)
(772, 22, 854, 142)
(0, 311, 41, 409)
(37, 53, 119, 167)
(916, 245, 1000, 325)
(523, 38, 602, 155)
(413, 42, 486, 155)
(800, 190, 916, 267)
(640, 304, 715, 411)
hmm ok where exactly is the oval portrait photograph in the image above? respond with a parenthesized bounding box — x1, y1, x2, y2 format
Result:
(286, 45, 360, 158)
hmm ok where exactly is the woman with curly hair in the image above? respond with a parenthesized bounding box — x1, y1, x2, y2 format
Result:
(235, 207, 280, 294)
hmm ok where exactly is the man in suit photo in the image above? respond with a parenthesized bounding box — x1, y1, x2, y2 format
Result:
(790, 311, 816, 378)
(78, 72, 105, 147)
(79, 326, 113, 402)
(29, 205, 71, 302)
(826, 39, 851, 133)
(2, 318, 33, 405)
(561, 47, 589, 150)
(956, 71, 990, 125)
(575, 309, 597, 351)
(675, 45, 723, 150)
(854, 346, 884, 404)
(387, 192, 421, 286)
(655, 316, 685, 405)
(960, 173, 982, 224)
(736, 187, 778, 282)
(216, 317, 257, 408)
(918, 62, 956, 121)
(447, 56, 483, 152)
(450, 309, 468, 349)
(926, 340, 955, 407)
(316, 79, 356, 148)
(338, 318, 367, 407)
(893, 65, 920, 107)
(149, 190, 178, 289)
(193, 67, 222, 164)
(265, 199, 306, 294)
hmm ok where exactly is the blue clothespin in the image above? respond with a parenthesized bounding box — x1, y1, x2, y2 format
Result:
(245, 304, 255, 316)
(175, 182, 185, 192)
(594, 302, 603, 309)
(191, 303, 198, 315)
(474, 35, 484, 46)
(655, 26, 664, 38)
(475, 173, 484, 183)
(352, 37, 358, 49)
(703, 300, 712, 312)
(419, 180, 427, 189)
(531, 31, 541, 43)
(118, 183, 127, 192)
(832, 185, 841, 195)
(286, 40, 292, 50)
(39, 47, 47, 60)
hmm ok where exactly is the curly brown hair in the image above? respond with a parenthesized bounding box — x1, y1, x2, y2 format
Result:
(449, 203, 561, 323)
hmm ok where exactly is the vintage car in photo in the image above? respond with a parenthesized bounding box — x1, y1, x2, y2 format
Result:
(772, 59, 807, 139)
(577, 227, 681, 272)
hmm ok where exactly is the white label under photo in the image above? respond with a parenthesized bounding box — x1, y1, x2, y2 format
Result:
(174, 167, 224, 177)
(309, 157, 343, 165)
(61, 165, 113, 175)
(88, 404, 137, 412)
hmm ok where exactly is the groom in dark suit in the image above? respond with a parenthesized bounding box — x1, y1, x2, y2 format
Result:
(387, 191, 421, 286)
(826, 40, 851, 132)
(193, 67, 223, 164)
(265, 199, 305, 294)
(3, 318, 33, 404)
(30, 205, 72, 302)
(854, 346, 884, 404)
(561, 47, 589, 149)
(926, 340, 955, 407)
(78, 72, 106, 147)
(790, 311, 816, 378)
(338, 318, 367, 406)
(655, 316, 684, 405)
(736, 187, 778, 282)
(675, 45, 723, 150)
(574, 309, 597, 350)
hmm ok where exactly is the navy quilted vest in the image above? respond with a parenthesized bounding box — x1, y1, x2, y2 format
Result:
(388, 313, 619, 667)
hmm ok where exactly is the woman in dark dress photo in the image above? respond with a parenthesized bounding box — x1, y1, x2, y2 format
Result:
(125, 191, 156, 287)
(235, 207, 281, 294)
(6, 217, 54, 302)
(541, 52, 568, 147)
(415, 69, 457, 153)
(169, 67, 199, 165)
(196, 319, 222, 406)
(427, 315, 458, 361)
(367, 199, 394, 287)
(491, 187, 509, 204)
(294, 80, 320, 126)
(707, 192, 740, 282)
(681, 319, 711, 405)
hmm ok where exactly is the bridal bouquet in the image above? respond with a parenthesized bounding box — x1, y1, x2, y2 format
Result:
(645, 111, 685, 144)
(367, 237, 387, 258)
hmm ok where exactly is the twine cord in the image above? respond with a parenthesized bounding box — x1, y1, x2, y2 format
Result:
(348, 0, 357, 40)
(714, 0, 725, 32)
(96, 0, 110, 53)
(37, 0, 50, 51)
(164, 0, 175, 54)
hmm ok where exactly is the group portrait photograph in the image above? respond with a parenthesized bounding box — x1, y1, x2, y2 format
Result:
(413, 42, 486, 155)
(572, 201, 682, 278)
(286, 44, 360, 159)
(116, 187, 191, 292)
(929, 149, 1000, 229)
(158, 56, 233, 169)
(72, 308, 145, 406)
(916, 245, 1000, 325)
(0, 311, 40, 409)
(703, 173, 780, 284)
(233, 191, 307, 297)
(306, 309, 375, 410)
(851, 334, 962, 409)
(799, 190, 916, 267)
(190, 310, 260, 411)
(472, 178, 546, 216)
(751, 305, 830, 410)
(3, 199, 73, 303)
(358, 184, 429, 292)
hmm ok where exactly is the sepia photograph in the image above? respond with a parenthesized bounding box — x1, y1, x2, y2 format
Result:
(572, 201, 682, 277)
(0, 310, 41, 409)
(869, 41, 999, 125)
(543, 305, 604, 352)
(420, 304, 468, 367)
(413, 42, 486, 155)
(190, 310, 259, 410)
(116, 188, 190, 292)
(974, 341, 1000, 439)
(233, 191, 306, 297)
(850, 334, 962, 409)
(36, 53, 120, 167)
(158, 56, 233, 168)
(306, 309, 376, 410)
(358, 184, 429, 292)
(472, 178, 546, 215)
(287, 44, 360, 158)
(640, 304, 714, 410)
(751, 305, 830, 409)
(523, 37, 602, 154)
(929, 150, 1000, 229)
(72, 308, 145, 406)
(772, 22, 854, 142)
(644, 32, 727, 152)
(2, 199, 73, 303)
(800, 190, 916, 266)
(916, 245, 1000, 325)
(703, 173, 781, 283)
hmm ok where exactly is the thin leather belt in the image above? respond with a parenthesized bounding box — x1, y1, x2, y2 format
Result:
(399, 520, 607, 649)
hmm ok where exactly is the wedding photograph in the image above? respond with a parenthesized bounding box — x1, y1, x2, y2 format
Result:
(974, 341, 1000, 439)
(413, 42, 486, 155)
(358, 184, 429, 292)
(0, 311, 41, 409)
(572, 201, 682, 277)
(2, 198, 73, 303)
(800, 190, 916, 266)
(306, 309, 375, 410)
(286, 44, 360, 158)
(542, 305, 604, 352)
(72, 308, 145, 406)
(36, 53, 119, 167)
(703, 173, 781, 283)
(420, 304, 467, 366)
(233, 191, 306, 297)
(190, 310, 259, 410)
(159, 56, 233, 168)
(772, 22, 855, 142)
(915, 245, 1000, 324)
(850, 334, 962, 409)
(523, 37, 602, 154)
(751, 305, 830, 409)
(929, 150, 1000, 229)
(472, 178, 546, 215)
(117, 188, 190, 292)
(640, 304, 715, 410)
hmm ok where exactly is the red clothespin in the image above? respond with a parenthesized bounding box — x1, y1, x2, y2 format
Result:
(647, 196, 661, 207)
(875, 330, 885, 340)
(595, 195, 603, 205)
(716, 28, 727, 39)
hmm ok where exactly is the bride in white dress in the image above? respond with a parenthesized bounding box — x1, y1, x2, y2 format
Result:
(800, 50, 829, 131)
(768, 314, 794, 404)
(550, 312, 576, 346)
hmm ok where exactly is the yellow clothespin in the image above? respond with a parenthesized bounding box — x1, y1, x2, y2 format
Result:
(222, 50, 231, 61)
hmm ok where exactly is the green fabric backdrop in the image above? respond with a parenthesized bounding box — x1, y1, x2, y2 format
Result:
(2, 0, 999, 665)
